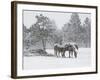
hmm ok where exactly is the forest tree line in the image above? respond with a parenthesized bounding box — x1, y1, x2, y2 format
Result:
(23, 13, 91, 51)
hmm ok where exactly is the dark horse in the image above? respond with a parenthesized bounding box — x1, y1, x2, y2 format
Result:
(54, 43, 78, 58)
(54, 44, 65, 57)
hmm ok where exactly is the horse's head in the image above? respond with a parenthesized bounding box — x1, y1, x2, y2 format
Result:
(65, 43, 68, 47)
(74, 44, 78, 50)
(64, 43, 69, 50)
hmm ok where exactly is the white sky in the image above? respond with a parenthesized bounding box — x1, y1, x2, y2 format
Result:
(23, 10, 91, 29)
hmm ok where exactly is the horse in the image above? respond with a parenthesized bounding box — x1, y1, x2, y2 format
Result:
(54, 44, 63, 57)
(64, 43, 78, 58)
(54, 44, 65, 57)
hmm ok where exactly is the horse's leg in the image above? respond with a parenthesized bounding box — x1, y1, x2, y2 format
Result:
(71, 51, 73, 58)
(69, 51, 71, 58)
(57, 50, 59, 57)
(59, 51, 61, 57)
(54, 49, 57, 57)
(62, 51, 65, 58)
(62, 52, 64, 57)
(69, 51, 73, 58)
(74, 51, 77, 58)
(56, 51, 57, 57)
(56, 49, 59, 57)
(54, 49, 56, 56)
(61, 51, 63, 58)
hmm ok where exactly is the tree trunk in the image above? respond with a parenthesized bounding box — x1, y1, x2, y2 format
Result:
(42, 38, 46, 51)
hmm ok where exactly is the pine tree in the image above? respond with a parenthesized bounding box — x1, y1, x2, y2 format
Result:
(30, 14, 57, 51)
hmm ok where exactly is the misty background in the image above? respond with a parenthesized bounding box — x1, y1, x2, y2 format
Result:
(23, 10, 91, 56)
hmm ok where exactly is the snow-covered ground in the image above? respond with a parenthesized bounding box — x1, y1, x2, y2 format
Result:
(23, 48, 91, 70)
